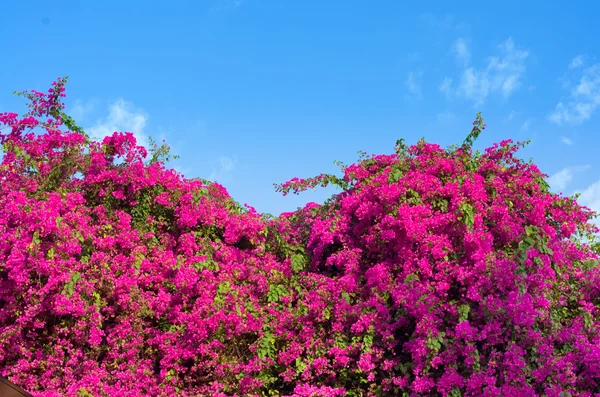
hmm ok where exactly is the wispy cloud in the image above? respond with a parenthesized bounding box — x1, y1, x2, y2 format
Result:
(520, 120, 531, 131)
(560, 136, 574, 145)
(569, 55, 585, 69)
(437, 110, 456, 123)
(87, 99, 149, 147)
(451, 38, 470, 67)
(439, 77, 453, 99)
(440, 37, 530, 105)
(209, 155, 236, 182)
(547, 165, 590, 191)
(505, 110, 518, 122)
(69, 100, 96, 122)
(575, 178, 600, 225)
(548, 63, 600, 125)
(405, 71, 423, 100)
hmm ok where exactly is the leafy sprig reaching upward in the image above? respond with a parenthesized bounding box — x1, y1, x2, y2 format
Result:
(462, 112, 486, 150)
(275, 113, 487, 197)
(12, 76, 87, 137)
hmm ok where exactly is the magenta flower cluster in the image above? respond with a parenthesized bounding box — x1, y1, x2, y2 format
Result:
(0, 79, 599, 396)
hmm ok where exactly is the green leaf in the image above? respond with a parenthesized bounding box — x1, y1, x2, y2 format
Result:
(459, 202, 475, 231)
(134, 256, 142, 274)
(362, 334, 374, 351)
(388, 168, 403, 184)
(214, 281, 231, 307)
(523, 237, 535, 247)
(63, 271, 81, 298)
(449, 387, 463, 397)
(267, 284, 288, 303)
(32, 230, 41, 244)
(295, 357, 307, 375)
(404, 272, 419, 284)
(77, 388, 95, 397)
(257, 329, 277, 360)
(458, 304, 470, 322)
(291, 253, 307, 272)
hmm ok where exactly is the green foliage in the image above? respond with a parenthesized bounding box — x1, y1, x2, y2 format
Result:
(77, 388, 95, 397)
(63, 271, 81, 298)
(146, 136, 180, 165)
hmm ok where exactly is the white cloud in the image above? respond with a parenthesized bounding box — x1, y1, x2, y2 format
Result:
(405, 71, 423, 100)
(560, 136, 574, 145)
(87, 99, 149, 148)
(69, 100, 95, 122)
(439, 77, 453, 98)
(209, 155, 235, 182)
(520, 120, 531, 131)
(549, 63, 600, 125)
(440, 37, 530, 105)
(505, 110, 518, 122)
(548, 169, 573, 191)
(569, 55, 585, 69)
(547, 165, 590, 191)
(575, 179, 600, 225)
(452, 38, 471, 66)
(437, 110, 456, 123)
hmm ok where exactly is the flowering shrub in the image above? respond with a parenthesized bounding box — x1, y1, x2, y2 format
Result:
(0, 79, 599, 396)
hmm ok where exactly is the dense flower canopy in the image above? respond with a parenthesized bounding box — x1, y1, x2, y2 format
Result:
(1, 78, 599, 396)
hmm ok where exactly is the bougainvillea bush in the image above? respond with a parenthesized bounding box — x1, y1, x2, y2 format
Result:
(1, 78, 600, 397)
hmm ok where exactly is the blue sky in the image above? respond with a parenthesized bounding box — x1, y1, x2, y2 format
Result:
(1, 1, 600, 218)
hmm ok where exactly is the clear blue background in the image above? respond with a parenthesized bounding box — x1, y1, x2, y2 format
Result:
(1, 1, 599, 217)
